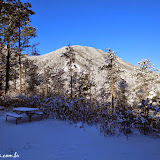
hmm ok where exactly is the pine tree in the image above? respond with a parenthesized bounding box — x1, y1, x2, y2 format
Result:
(26, 60, 40, 94)
(1, 0, 37, 94)
(43, 66, 52, 97)
(76, 59, 96, 104)
(1, 0, 17, 94)
(51, 68, 65, 96)
(85, 59, 96, 105)
(116, 79, 128, 110)
(133, 59, 159, 99)
(77, 71, 90, 98)
(62, 45, 76, 99)
(100, 48, 121, 112)
(13, 0, 36, 93)
(10, 52, 19, 91)
(30, 42, 40, 56)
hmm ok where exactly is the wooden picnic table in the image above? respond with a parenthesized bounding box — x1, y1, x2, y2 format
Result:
(13, 107, 38, 122)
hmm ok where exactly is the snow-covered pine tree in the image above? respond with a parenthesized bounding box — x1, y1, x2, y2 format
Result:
(61, 45, 76, 99)
(133, 59, 159, 99)
(13, 0, 36, 93)
(50, 68, 66, 96)
(77, 71, 90, 99)
(76, 59, 96, 105)
(22, 57, 29, 79)
(1, 0, 37, 94)
(100, 48, 121, 112)
(9, 52, 19, 91)
(116, 79, 128, 110)
(25, 60, 40, 94)
(85, 59, 96, 105)
(43, 66, 52, 97)
(1, 0, 17, 94)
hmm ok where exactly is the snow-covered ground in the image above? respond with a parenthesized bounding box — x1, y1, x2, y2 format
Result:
(1, 111, 160, 160)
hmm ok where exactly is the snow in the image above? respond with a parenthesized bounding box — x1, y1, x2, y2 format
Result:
(1, 112, 160, 160)
(6, 113, 23, 118)
(13, 107, 38, 112)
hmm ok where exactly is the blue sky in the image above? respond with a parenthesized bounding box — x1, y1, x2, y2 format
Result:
(22, 0, 160, 68)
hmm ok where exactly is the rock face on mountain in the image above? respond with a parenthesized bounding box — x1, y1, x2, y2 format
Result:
(28, 45, 160, 103)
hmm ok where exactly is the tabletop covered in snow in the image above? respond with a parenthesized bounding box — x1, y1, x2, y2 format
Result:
(13, 107, 38, 112)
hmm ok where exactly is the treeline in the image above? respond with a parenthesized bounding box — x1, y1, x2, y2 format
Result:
(1, 1, 159, 104)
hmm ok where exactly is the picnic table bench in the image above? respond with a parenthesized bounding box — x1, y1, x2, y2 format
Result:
(6, 113, 23, 125)
(13, 107, 39, 122)
(34, 111, 44, 120)
(6, 107, 45, 124)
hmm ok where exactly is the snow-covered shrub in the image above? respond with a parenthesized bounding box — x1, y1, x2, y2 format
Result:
(1, 93, 160, 138)
(98, 104, 135, 138)
(135, 99, 160, 136)
(117, 107, 134, 138)
(0, 95, 23, 107)
(134, 116, 153, 135)
(99, 111, 117, 136)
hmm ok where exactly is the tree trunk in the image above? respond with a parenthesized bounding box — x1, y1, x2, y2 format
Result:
(111, 65, 114, 112)
(144, 83, 148, 99)
(19, 54, 22, 93)
(70, 68, 73, 99)
(5, 39, 10, 94)
(14, 69, 16, 90)
(0, 72, 2, 96)
(143, 78, 148, 98)
(111, 85, 114, 112)
(0, 86, 1, 96)
(90, 84, 92, 108)
(18, 26, 22, 93)
(45, 84, 48, 97)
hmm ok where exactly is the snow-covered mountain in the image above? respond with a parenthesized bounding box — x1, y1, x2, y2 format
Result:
(28, 45, 160, 102)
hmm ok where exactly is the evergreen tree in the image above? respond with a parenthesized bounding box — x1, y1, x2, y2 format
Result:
(85, 58, 96, 104)
(9, 52, 19, 91)
(1, 0, 17, 94)
(76, 60, 96, 104)
(133, 59, 159, 99)
(1, 0, 37, 94)
(30, 42, 40, 56)
(26, 60, 40, 94)
(62, 45, 76, 99)
(116, 79, 128, 110)
(43, 66, 52, 97)
(77, 71, 90, 98)
(13, 0, 36, 93)
(51, 68, 65, 96)
(100, 48, 121, 112)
